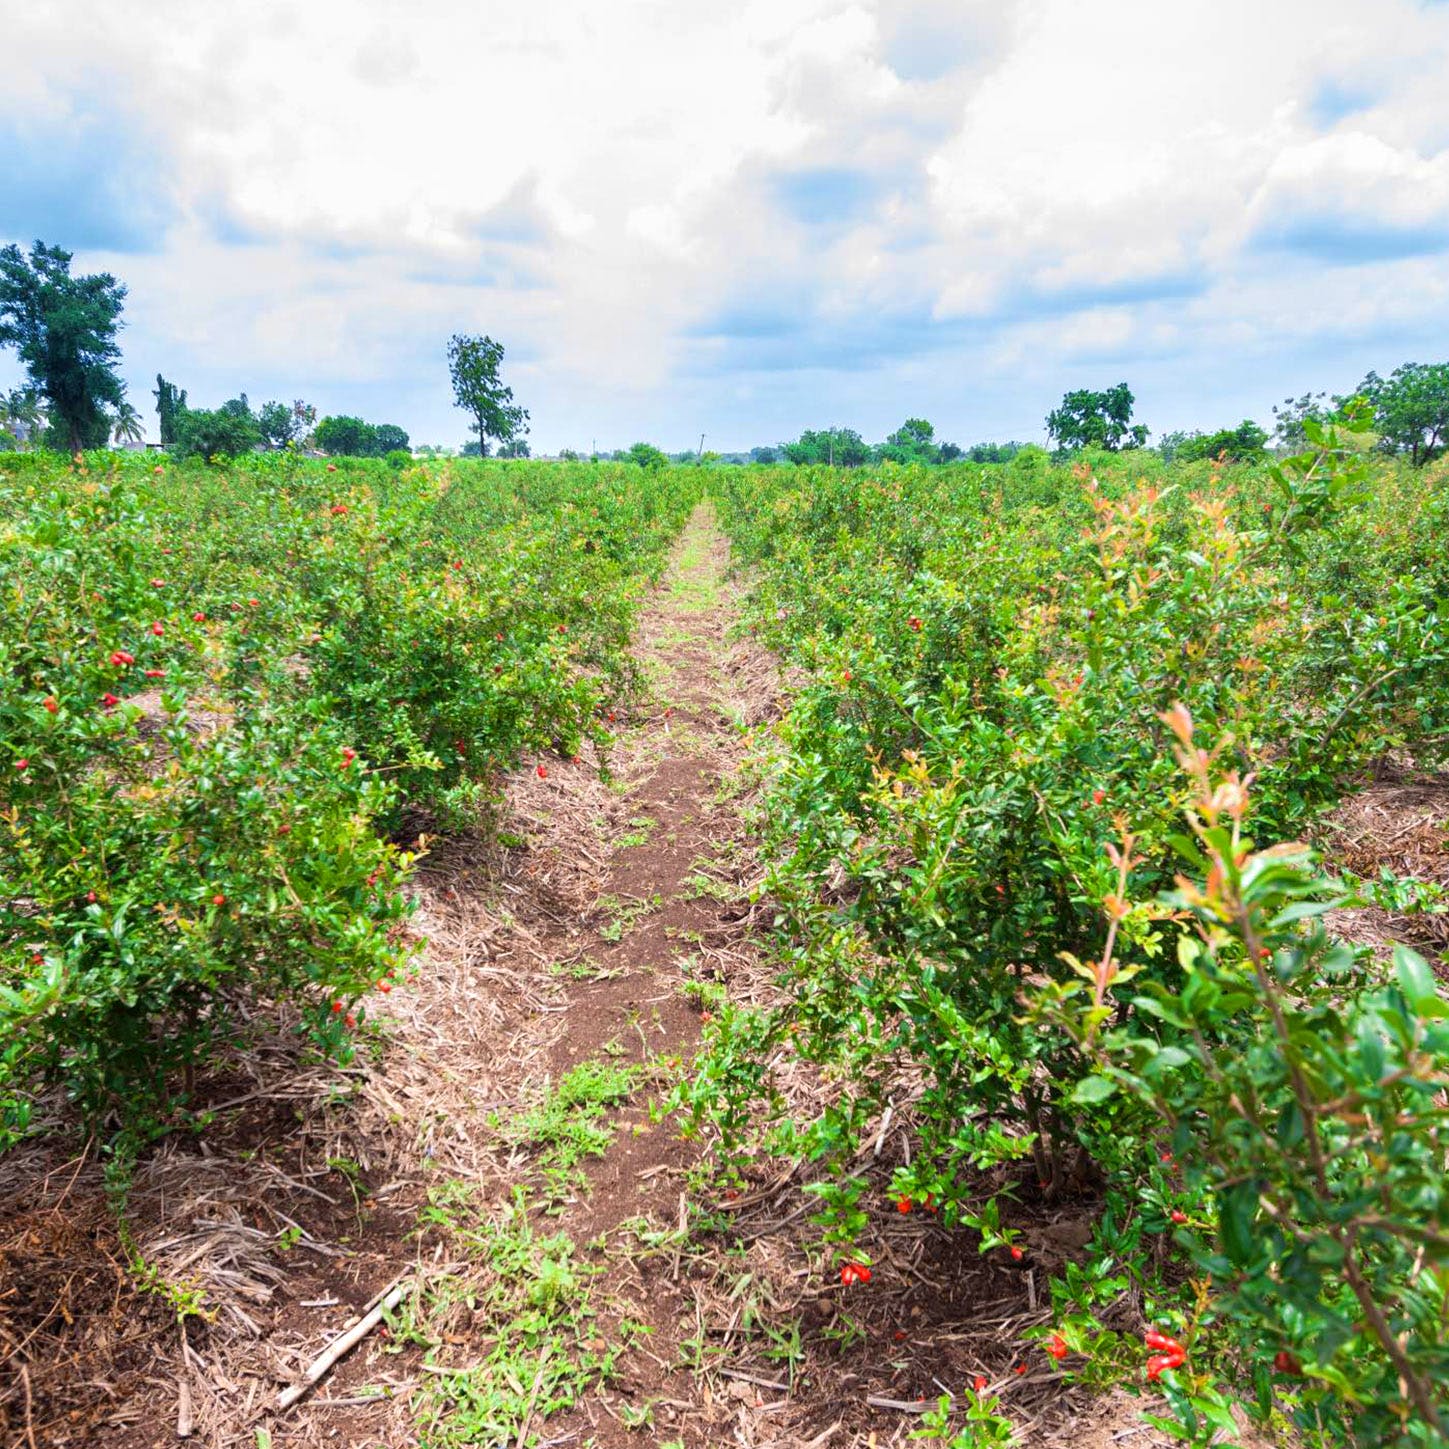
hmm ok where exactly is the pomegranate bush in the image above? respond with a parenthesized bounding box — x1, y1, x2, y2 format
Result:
(0, 451, 697, 1149)
(693, 424, 1449, 1439)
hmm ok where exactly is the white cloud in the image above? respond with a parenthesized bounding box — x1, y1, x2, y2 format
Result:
(2, 0, 1448, 449)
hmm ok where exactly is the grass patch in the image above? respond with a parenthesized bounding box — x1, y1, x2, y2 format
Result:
(500, 1059, 640, 1200)
(406, 1186, 631, 1447)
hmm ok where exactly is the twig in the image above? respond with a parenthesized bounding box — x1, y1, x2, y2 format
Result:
(275, 1278, 410, 1411)
(719, 1367, 790, 1392)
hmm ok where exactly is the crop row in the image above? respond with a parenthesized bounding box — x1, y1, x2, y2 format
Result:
(0, 450, 699, 1155)
(695, 420, 1449, 1442)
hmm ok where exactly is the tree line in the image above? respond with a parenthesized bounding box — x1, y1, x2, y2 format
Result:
(4, 237, 1449, 468)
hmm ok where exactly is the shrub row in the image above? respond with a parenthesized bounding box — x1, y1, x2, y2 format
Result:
(0, 451, 698, 1152)
(690, 419, 1449, 1441)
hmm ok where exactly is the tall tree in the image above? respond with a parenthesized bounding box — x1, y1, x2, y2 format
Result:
(447, 334, 528, 458)
(154, 374, 187, 447)
(0, 241, 127, 451)
(1356, 363, 1449, 466)
(1045, 382, 1148, 451)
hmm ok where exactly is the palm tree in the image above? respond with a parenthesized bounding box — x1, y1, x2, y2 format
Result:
(112, 398, 144, 446)
(1, 388, 43, 447)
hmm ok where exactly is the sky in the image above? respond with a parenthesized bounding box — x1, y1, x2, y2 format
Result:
(3, 0, 1449, 453)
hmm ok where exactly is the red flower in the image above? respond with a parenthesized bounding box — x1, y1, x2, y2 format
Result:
(31, 951, 43, 965)
(43, 696, 58, 714)
(332, 1001, 344, 1013)
(1143, 1330, 1187, 1380)
(150, 621, 164, 636)
(378, 980, 391, 993)
(893, 1330, 907, 1342)
(452, 561, 463, 571)
(330, 504, 348, 515)
(344, 1014, 356, 1028)
(896, 1195, 912, 1214)
(150, 578, 166, 588)
(248, 598, 259, 608)
(1170, 1209, 1187, 1224)
(110, 650, 135, 667)
(212, 893, 226, 906)
(340, 747, 357, 769)
(839, 1263, 872, 1285)
(1092, 788, 1105, 805)
(15, 758, 29, 771)
(1272, 1350, 1301, 1376)
(1046, 1333, 1068, 1360)
(193, 612, 206, 622)
(557, 623, 567, 633)
(326, 463, 337, 472)
(537, 764, 548, 778)
(908, 616, 922, 631)
(86, 891, 97, 903)
(842, 669, 852, 682)
(1009, 1245, 1023, 1261)
(973, 1375, 988, 1392)
(1013, 1363, 1027, 1376)
(100, 693, 119, 709)
(1160, 1150, 1174, 1165)
(144, 669, 165, 679)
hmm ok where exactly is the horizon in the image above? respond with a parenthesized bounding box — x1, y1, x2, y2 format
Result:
(5, 0, 1449, 452)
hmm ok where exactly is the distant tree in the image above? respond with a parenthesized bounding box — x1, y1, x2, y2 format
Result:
(1165, 419, 1270, 464)
(1356, 363, 1449, 466)
(112, 396, 144, 445)
(154, 374, 187, 447)
(965, 442, 1024, 463)
(498, 436, 530, 458)
(315, 415, 377, 456)
(258, 398, 316, 449)
(559, 448, 581, 462)
(628, 441, 668, 471)
(172, 405, 262, 459)
(1270, 392, 1334, 451)
(937, 441, 964, 462)
(0, 241, 127, 452)
(447, 334, 528, 459)
(373, 423, 410, 454)
(782, 427, 869, 466)
(749, 445, 779, 465)
(460, 440, 486, 457)
(1045, 383, 1147, 451)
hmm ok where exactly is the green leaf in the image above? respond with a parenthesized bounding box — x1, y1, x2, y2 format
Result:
(1071, 1074, 1116, 1104)
(1394, 945, 1440, 1009)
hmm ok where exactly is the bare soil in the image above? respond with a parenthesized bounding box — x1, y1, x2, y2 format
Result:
(1, 504, 1189, 1449)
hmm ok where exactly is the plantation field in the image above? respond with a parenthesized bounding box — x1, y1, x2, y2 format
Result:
(2, 436, 1448, 1447)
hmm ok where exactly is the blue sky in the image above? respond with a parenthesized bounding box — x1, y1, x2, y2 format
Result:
(4, 0, 1449, 452)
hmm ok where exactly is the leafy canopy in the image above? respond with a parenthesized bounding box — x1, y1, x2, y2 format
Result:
(1045, 382, 1148, 451)
(0, 240, 127, 452)
(172, 399, 261, 459)
(1357, 361, 1449, 466)
(447, 334, 528, 455)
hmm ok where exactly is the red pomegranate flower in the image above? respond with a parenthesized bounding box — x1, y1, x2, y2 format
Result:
(43, 696, 58, 714)
(1092, 788, 1105, 805)
(100, 693, 119, 709)
(15, 759, 29, 771)
(212, 894, 226, 906)
(144, 669, 165, 679)
(537, 764, 548, 779)
(150, 621, 164, 636)
(896, 1196, 912, 1214)
(110, 650, 135, 667)
(344, 1014, 356, 1028)
(839, 1262, 872, 1285)
(193, 611, 206, 622)
(1046, 1333, 1068, 1360)
(1009, 1245, 1024, 1261)
(973, 1375, 988, 1392)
